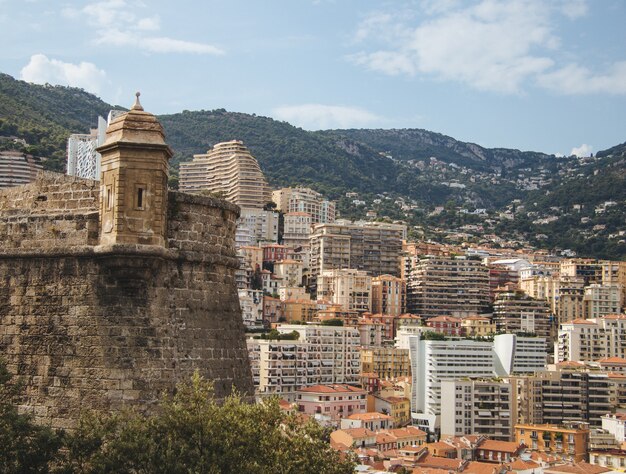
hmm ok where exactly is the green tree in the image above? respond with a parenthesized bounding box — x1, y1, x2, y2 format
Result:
(0, 361, 62, 473)
(60, 373, 355, 474)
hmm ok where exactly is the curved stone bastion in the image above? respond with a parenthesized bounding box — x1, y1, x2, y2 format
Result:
(0, 98, 253, 430)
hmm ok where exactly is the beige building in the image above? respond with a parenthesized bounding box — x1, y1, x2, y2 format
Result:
(461, 315, 495, 337)
(406, 255, 490, 319)
(515, 422, 590, 463)
(317, 268, 372, 313)
(272, 186, 335, 223)
(274, 259, 303, 287)
(583, 284, 624, 319)
(179, 140, 271, 208)
(309, 221, 405, 292)
(282, 212, 312, 249)
(0, 151, 43, 189)
(371, 274, 406, 317)
(360, 347, 411, 380)
(557, 275, 586, 323)
(557, 315, 626, 362)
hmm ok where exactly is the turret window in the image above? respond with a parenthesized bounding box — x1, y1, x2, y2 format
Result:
(135, 184, 147, 210)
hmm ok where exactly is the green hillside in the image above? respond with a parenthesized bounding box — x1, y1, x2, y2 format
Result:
(0, 73, 123, 171)
(0, 72, 623, 259)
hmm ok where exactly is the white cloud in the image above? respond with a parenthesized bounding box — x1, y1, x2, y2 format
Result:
(273, 104, 381, 130)
(537, 62, 626, 95)
(63, 0, 223, 55)
(570, 143, 593, 157)
(96, 29, 224, 55)
(20, 54, 107, 94)
(349, 0, 625, 95)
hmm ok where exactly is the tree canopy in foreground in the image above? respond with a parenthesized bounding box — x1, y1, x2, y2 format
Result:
(0, 363, 355, 474)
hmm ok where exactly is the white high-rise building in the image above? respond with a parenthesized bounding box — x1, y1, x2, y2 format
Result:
(67, 116, 107, 180)
(236, 208, 279, 247)
(441, 379, 514, 441)
(317, 268, 372, 312)
(409, 335, 495, 433)
(247, 324, 361, 401)
(408, 333, 547, 434)
(557, 315, 626, 362)
(272, 187, 336, 224)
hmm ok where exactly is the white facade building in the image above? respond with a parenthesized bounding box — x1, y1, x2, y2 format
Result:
(493, 334, 547, 375)
(238, 289, 264, 328)
(236, 208, 279, 247)
(557, 315, 626, 362)
(247, 324, 361, 401)
(602, 413, 626, 443)
(317, 268, 372, 312)
(440, 379, 514, 441)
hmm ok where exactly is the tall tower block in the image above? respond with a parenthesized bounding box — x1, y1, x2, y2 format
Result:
(97, 93, 172, 246)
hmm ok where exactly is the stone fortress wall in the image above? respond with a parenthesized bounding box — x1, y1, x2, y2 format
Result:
(0, 101, 253, 430)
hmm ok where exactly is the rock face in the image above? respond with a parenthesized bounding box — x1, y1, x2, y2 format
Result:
(0, 99, 253, 430)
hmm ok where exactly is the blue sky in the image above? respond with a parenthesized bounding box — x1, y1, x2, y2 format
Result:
(1, 0, 625, 156)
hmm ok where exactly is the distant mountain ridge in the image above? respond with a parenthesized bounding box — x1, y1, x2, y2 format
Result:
(319, 128, 554, 172)
(0, 72, 624, 258)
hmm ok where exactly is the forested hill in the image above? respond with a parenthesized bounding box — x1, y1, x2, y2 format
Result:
(0, 73, 124, 171)
(319, 128, 554, 172)
(158, 109, 402, 199)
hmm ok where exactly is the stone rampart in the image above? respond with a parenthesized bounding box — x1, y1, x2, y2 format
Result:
(0, 173, 253, 430)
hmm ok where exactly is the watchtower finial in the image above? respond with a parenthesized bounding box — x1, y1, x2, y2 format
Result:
(131, 91, 144, 111)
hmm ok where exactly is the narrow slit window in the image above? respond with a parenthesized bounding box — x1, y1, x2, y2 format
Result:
(137, 187, 144, 209)
(106, 186, 113, 210)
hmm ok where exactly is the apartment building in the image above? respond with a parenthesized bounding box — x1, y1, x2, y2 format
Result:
(0, 151, 43, 188)
(560, 259, 603, 286)
(238, 289, 264, 328)
(408, 333, 547, 434)
(316, 268, 372, 312)
(66, 116, 106, 180)
(441, 379, 514, 441)
(426, 316, 463, 336)
(246, 324, 361, 400)
(360, 347, 411, 380)
(179, 140, 272, 208)
(296, 384, 366, 421)
(493, 290, 554, 340)
(515, 422, 590, 462)
(237, 208, 279, 246)
(461, 316, 496, 337)
(557, 275, 586, 323)
(583, 284, 624, 319)
(309, 221, 406, 291)
(405, 255, 490, 319)
(408, 335, 496, 433)
(371, 274, 406, 317)
(556, 315, 626, 362)
(273, 259, 303, 287)
(282, 212, 312, 249)
(272, 186, 336, 224)
(519, 367, 626, 427)
(602, 413, 626, 443)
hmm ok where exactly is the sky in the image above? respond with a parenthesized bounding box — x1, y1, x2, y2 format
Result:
(1, 0, 625, 157)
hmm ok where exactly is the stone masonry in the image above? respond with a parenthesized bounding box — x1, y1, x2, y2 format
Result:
(0, 97, 253, 430)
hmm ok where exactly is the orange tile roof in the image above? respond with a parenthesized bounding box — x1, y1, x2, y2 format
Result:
(556, 360, 585, 368)
(336, 427, 375, 439)
(428, 316, 462, 323)
(298, 384, 365, 393)
(478, 439, 521, 453)
(426, 441, 456, 451)
(465, 461, 505, 474)
(545, 462, 612, 473)
(598, 356, 626, 364)
(415, 454, 462, 470)
(509, 459, 541, 470)
(568, 318, 596, 325)
(387, 426, 428, 439)
(347, 412, 393, 421)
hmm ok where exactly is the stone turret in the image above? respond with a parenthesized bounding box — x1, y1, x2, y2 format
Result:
(97, 93, 172, 246)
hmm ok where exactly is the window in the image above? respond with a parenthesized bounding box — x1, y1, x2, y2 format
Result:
(135, 184, 147, 210)
(106, 185, 113, 210)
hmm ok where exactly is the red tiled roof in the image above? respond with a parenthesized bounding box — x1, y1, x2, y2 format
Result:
(545, 461, 612, 473)
(478, 439, 521, 453)
(298, 384, 365, 394)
